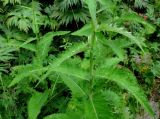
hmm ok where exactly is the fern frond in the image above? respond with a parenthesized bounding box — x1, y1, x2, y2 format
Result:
(0, 47, 15, 62)
(53, 7, 89, 26)
(18, 19, 31, 32)
(0, 64, 8, 72)
(0, 36, 15, 62)
(6, 8, 31, 32)
(43, 16, 58, 30)
(2, 0, 21, 6)
(6, 1, 43, 32)
(54, 0, 80, 11)
(51, 0, 89, 26)
(134, 0, 148, 8)
(30, 1, 42, 34)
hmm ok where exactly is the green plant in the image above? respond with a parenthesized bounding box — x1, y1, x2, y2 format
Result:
(1, 0, 159, 119)
(7, 0, 155, 119)
(47, 0, 89, 26)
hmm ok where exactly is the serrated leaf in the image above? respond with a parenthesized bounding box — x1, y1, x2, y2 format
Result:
(97, 0, 116, 13)
(85, 0, 97, 29)
(102, 90, 123, 108)
(52, 64, 89, 81)
(37, 42, 88, 84)
(49, 42, 87, 68)
(8, 65, 47, 87)
(44, 113, 68, 119)
(61, 75, 86, 96)
(98, 24, 145, 50)
(36, 31, 70, 66)
(18, 19, 30, 32)
(96, 67, 154, 117)
(96, 32, 129, 60)
(71, 23, 93, 37)
(102, 90, 126, 119)
(118, 12, 156, 34)
(100, 58, 121, 68)
(28, 91, 49, 119)
(106, 40, 125, 60)
(85, 93, 114, 119)
(8, 39, 36, 52)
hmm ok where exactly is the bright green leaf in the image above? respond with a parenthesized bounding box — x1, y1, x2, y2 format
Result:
(28, 91, 49, 119)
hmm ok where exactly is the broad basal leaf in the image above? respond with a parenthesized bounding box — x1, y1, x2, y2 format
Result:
(28, 91, 49, 119)
(84, 93, 114, 119)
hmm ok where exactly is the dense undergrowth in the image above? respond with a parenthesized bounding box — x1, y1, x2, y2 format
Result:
(0, 0, 160, 119)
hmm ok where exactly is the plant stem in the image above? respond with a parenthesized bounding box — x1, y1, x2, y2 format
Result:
(89, 94, 99, 119)
(89, 32, 95, 94)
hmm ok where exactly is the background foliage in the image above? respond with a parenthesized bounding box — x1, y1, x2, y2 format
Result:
(0, 0, 160, 119)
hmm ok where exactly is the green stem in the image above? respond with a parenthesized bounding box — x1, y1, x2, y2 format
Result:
(89, 95, 99, 119)
(89, 32, 95, 94)
(88, 32, 98, 118)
